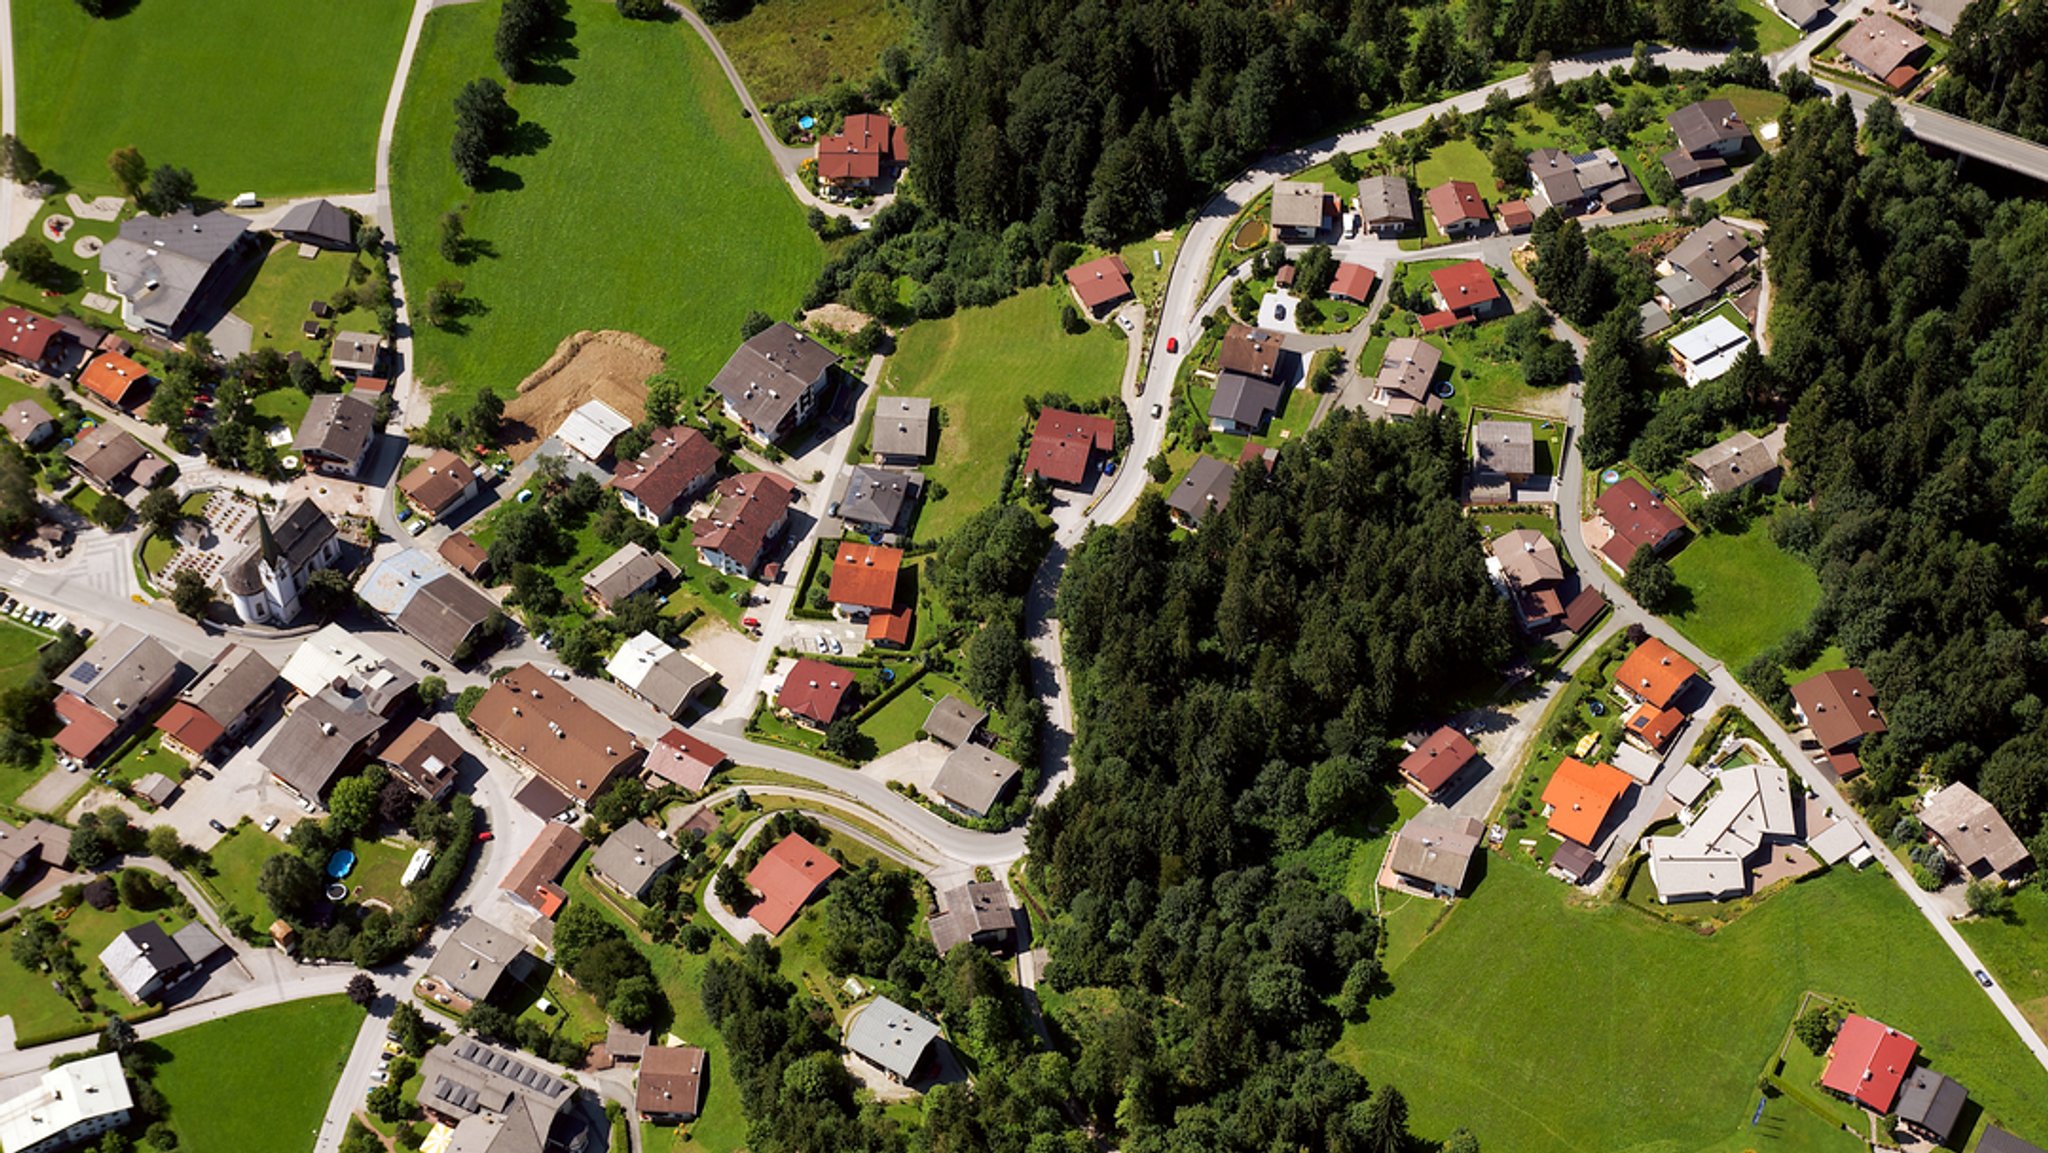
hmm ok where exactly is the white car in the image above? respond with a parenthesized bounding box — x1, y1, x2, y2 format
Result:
(262, 815, 280, 833)
(407, 519, 427, 536)
(816, 635, 830, 653)
(549, 668, 570, 681)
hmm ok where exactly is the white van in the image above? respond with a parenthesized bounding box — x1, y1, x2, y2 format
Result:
(231, 192, 259, 208)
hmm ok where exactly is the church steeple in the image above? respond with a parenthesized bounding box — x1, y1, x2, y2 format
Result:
(256, 507, 281, 566)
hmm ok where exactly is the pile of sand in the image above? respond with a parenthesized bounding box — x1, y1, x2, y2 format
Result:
(500, 330, 666, 462)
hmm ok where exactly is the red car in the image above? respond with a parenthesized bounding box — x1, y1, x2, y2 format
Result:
(742, 617, 762, 628)
(1166, 336, 1179, 354)
(475, 830, 494, 843)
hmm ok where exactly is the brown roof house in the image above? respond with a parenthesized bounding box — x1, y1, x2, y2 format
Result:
(1593, 477, 1686, 573)
(927, 880, 1015, 955)
(1023, 408, 1115, 488)
(1657, 219, 1756, 315)
(584, 543, 680, 613)
(470, 664, 644, 804)
(154, 643, 278, 762)
(815, 112, 907, 193)
(293, 391, 378, 478)
(398, 450, 479, 522)
(1064, 253, 1133, 319)
(642, 728, 725, 792)
(1356, 175, 1415, 237)
(1920, 783, 2032, 884)
(589, 822, 680, 903)
(921, 696, 987, 748)
(637, 1044, 708, 1124)
(355, 548, 501, 664)
(1425, 180, 1490, 237)
(1369, 337, 1444, 420)
(0, 817, 72, 890)
(709, 323, 841, 446)
(53, 625, 182, 765)
(501, 822, 585, 919)
(611, 426, 720, 525)
(1790, 667, 1885, 774)
(377, 719, 465, 802)
(1837, 13, 1930, 90)
(1270, 180, 1333, 241)
(1490, 528, 1582, 634)
(1400, 726, 1479, 798)
(776, 657, 857, 729)
(1662, 99, 1752, 189)
(1387, 812, 1486, 897)
(66, 428, 165, 495)
(1686, 426, 1784, 495)
(933, 744, 1023, 818)
(440, 532, 492, 581)
(693, 472, 795, 578)
(329, 331, 386, 379)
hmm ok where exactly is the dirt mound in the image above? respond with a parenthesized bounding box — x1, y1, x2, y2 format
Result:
(500, 331, 666, 462)
(801, 303, 873, 336)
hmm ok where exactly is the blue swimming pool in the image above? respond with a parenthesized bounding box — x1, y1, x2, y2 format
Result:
(326, 849, 356, 879)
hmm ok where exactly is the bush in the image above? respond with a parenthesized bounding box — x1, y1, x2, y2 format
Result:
(617, 0, 663, 17)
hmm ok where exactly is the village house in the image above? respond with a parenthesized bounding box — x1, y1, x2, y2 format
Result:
(417, 1037, 587, 1153)
(0, 1051, 132, 1153)
(423, 916, 536, 1007)
(501, 822, 585, 918)
(1668, 315, 1751, 386)
(294, 391, 377, 478)
(1686, 426, 1785, 495)
(1592, 477, 1686, 573)
(1329, 261, 1378, 304)
(1790, 667, 1885, 774)
(1920, 782, 2032, 884)
(1662, 99, 1753, 188)
(1064, 253, 1133, 319)
(1836, 13, 1930, 91)
(1896, 1068, 1969, 1145)
(870, 396, 933, 464)
(1, 398, 53, 448)
(745, 832, 839, 934)
(99, 209, 258, 337)
(1399, 726, 1480, 799)
(928, 880, 1016, 955)
(397, 450, 480, 522)
(605, 631, 719, 718)
(66, 427, 167, 495)
(589, 821, 680, 903)
(637, 1045, 708, 1125)
(1541, 757, 1635, 848)
(1643, 760, 1797, 903)
(470, 664, 644, 804)
(1022, 408, 1115, 488)
(1820, 1015, 1918, 1112)
(693, 471, 795, 578)
(556, 399, 632, 462)
(835, 464, 924, 538)
(1356, 175, 1416, 236)
(610, 426, 720, 525)
(710, 323, 841, 446)
(1369, 337, 1444, 419)
(1420, 261, 1509, 332)
(274, 198, 356, 250)
(776, 657, 857, 729)
(329, 331, 385, 379)
(1387, 812, 1486, 897)
(583, 543, 680, 612)
(1425, 180, 1490, 237)
(933, 743, 1023, 818)
(1270, 180, 1333, 241)
(1614, 637, 1700, 713)
(98, 921, 226, 1004)
(844, 997, 942, 1084)
(153, 643, 278, 763)
(921, 695, 987, 749)
(815, 111, 907, 195)
(78, 352, 152, 410)
(643, 727, 726, 792)
(53, 624, 181, 766)
(1657, 219, 1757, 316)
(1470, 419, 1536, 499)
(377, 718, 463, 802)
(1166, 455, 1236, 531)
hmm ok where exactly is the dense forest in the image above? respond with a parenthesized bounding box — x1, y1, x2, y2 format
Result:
(1927, 0, 2048, 142)
(1678, 94, 2048, 855)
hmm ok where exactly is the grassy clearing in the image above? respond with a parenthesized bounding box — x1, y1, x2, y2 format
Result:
(858, 670, 965, 758)
(200, 824, 290, 923)
(153, 994, 364, 1152)
(705, 0, 912, 106)
(1337, 863, 2048, 1152)
(884, 286, 1126, 540)
(101, 726, 185, 792)
(1667, 516, 1819, 672)
(224, 243, 368, 365)
(1957, 886, 2048, 1044)
(0, 618, 59, 807)
(1732, 0, 1806, 56)
(13, 0, 412, 196)
(250, 385, 312, 431)
(391, 0, 820, 409)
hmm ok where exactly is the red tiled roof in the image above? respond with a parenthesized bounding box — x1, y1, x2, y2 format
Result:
(1615, 638, 1698, 710)
(53, 693, 118, 761)
(79, 353, 150, 407)
(1821, 1015, 1918, 1112)
(1431, 261, 1504, 314)
(155, 701, 227, 759)
(1064, 254, 1134, 312)
(1624, 702, 1684, 751)
(643, 728, 725, 792)
(0, 307, 61, 362)
(1499, 199, 1536, 229)
(866, 607, 913, 645)
(829, 542, 902, 611)
(816, 113, 904, 183)
(351, 376, 389, 395)
(610, 426, 721, 520)
(745, 833, 840, 935)
(1426, 180, 1488, 225)
(776, 658, 855, 726)
(1594, 477, 1685, 566)
(1542, 758, 1633, 846)
(693, 472, 795, 574)
(1400, 726, 1478, 794)
(1418, 309, 1467, 332)
(1024, 409, 1115, 487)
(1329, 262, 1378, 304)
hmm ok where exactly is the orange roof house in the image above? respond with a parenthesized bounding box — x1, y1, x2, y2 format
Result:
(1329, 262, 1378, 304)
(154, 702, 228, 761)
(866, 606, 914, 648)
(745, 833, 841, 934)
(1064, 254, 1134, 317)
(1623, 702, 1684, 752)
(79, 352, 151, 407)
(1541, 757, 1634, 846)
(1614, 637, 1699, 710)
(1821, 1015, 1919, 1112)
(1400, 726, 1479, 796)
(828, 543, 903, 612)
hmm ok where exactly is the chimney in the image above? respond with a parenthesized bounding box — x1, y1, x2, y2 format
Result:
(321, 722, 336, 736)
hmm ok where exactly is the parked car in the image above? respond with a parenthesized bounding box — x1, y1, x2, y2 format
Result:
(742, 617, 761, 629)
(549, 668, 570, 681)
(1150, 404, 1162, 419)
(408, 519, 427, 536)
(829, 637, 843, 655)
(396, 506, 411, 522)
(208, 819, 228, 834)
(420, 659, 442, 672)
(476, 830, 495, 843)
(816, 635, 830, 653)
(537, 633, 555, 651)
(261, 815, 279, 833)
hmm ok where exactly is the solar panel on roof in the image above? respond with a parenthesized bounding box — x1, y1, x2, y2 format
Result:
(68, 662, 99, 684)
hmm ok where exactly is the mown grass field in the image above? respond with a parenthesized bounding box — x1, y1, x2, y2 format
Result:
(390, 0, 820, 409)
(13, 0, 412, 195)
(152, 994, 363, 1153)
(704, 0, 912, 106)
(1667, 517, 1819, 672)
(1957, 886, 2048, 1045)
(885, 286, 1126, 541)
(224, 243, 375, 366)
(0, 618, 58, 807)
(1337, 864, 2048, 1152)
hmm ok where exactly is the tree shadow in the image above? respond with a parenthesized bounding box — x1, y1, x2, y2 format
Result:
(522, 13, 581, 87)
(500, 119, 553, 160)
(453, 236, 498, 265)
(473, 166, 525, 194)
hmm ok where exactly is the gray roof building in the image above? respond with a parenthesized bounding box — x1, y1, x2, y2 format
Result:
(1, 399, 52, 446)
(261, 688, 390, 803)
(922, 696, 987, 748)
(222, 499, 339, 601)
(1775, 0, 1831, 25)
(417, 1037, 583, 1153)
(273, 199, 356, 249)
(604, 632, 717, 718)
(294, 391, 377, 476)
(844, 996, 941, 1082)
(836, 465, 924, 535)
(1896, 1068, 1967, 1144)
(588, 822, 681, 902)
(1388, 813, 1485, 895)
(1356, 175, 1416, 230)
(1922, 782, 2032, 881)
(99, 209, 256, 336)
(425, 916, 534, 1006)
(583, 544, 680, 611)
(1269, 180, 1329, 232)
(870, 396, 933, 462)
(1665, 220, 1755, 296)
(927, 880, 1015, 954)
(329, 331, 386, 377)
(1669, 99, 1751, 156)
(65, 428, 154, 492)
(1686, 426, 1784, 494)
(396, 574, 500, 663)
(1980, 1127, 2048, 1153)
(1209, 372, 1283, 432)
(134, 772, 178, 807)
(1372, 338, 1444, 418)
(1473, 420, 1536, 477)
(1527, 148, 1586, 208)
(1166, 455, 1236, 529)
(178, 644, 279, 733)
(708, 323, 841, 443)
(933, 744, 1023, 818)
(58, 625, 180, 725)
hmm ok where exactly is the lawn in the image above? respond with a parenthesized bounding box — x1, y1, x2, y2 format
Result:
(390, 0, 821, 411)
(1733, 0, 1806, 55)
(884, 286, 1127, 540)
(152, 994, 364, 1153)
(1667, 516, 1820, 672)
(251, 385, 313, 432)
(222, 243, 368, 366)
(0, 903, 187, 1044)
(13, 0, 413, 196)
(0, 200, 125, 318)
(0, 617, 60, 807)
(1335, 864, 2048, 1152)
(705, 0, 912, 106)
(199, 824, 289, 924)
(857, 670, 964, 758)
(1957, 886, 2048, 1045)
(101, 726, 186, 793)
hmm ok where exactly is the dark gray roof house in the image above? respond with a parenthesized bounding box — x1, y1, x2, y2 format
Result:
(417, 1037, 585, 1153)
(1208, 371, 1283, 434)
(178, 644, 279, 736)
(1662, 219, 1755, 300)
(329, 331, 385, 378)
(588, 822, 681, 902)
(1895, 1068, 1968, 1144)
(294, 391, 377, 477)
(261, 687, 391, 803)
(1980, 1127, 2048, 1153)
(99, 209, 257, 336)
(1669, 99, 1751, 158)
(927, 880, 1015, 954)
(273, 199, 356, 250)
(836, 465, 923, 535)
(933, 744, 1023, 818)
(1166, 454, 1236, 530)
(921, 695, 987, 748)
(424, 916, 535, 1006)
(870, 396, 933, 463)
(709, 323, 841, 445)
